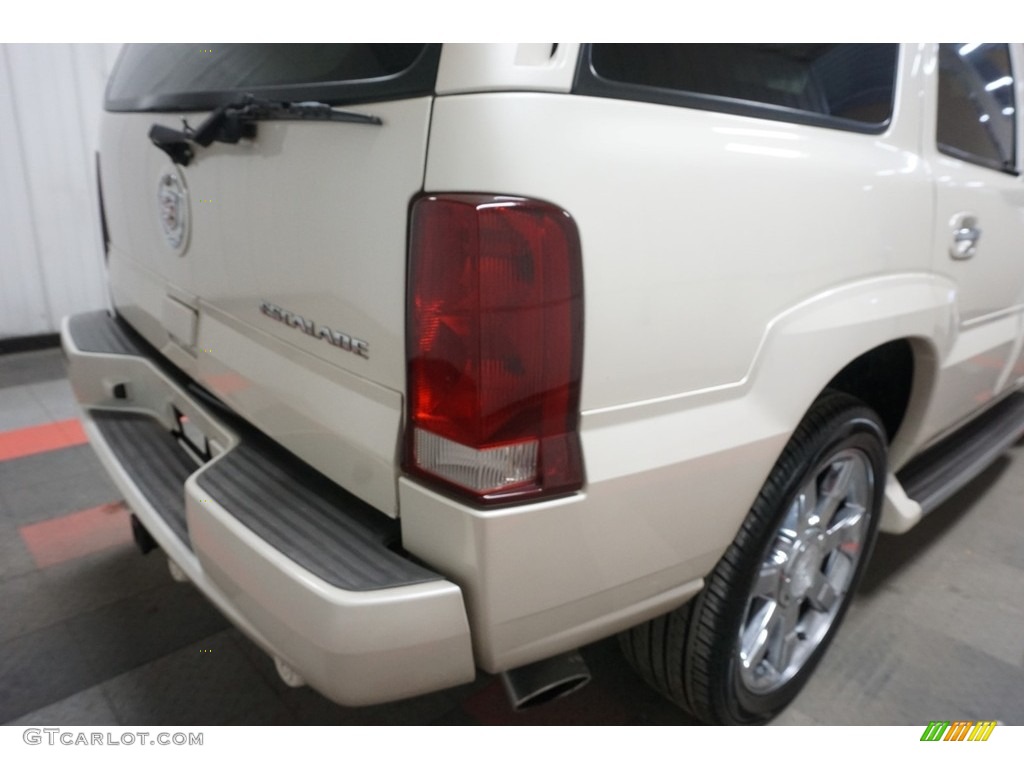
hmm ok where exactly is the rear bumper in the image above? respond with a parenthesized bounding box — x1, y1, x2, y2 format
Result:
(61, 310, 475, 706)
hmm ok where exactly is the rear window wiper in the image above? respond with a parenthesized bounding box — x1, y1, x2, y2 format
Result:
(149, 94, 382, 166)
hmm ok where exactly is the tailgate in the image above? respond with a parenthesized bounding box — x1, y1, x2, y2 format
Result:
(98, 44, 439, 515)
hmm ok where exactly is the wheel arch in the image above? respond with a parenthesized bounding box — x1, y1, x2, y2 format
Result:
(748, 274, 952, 470)
(822, 336, 940, 468)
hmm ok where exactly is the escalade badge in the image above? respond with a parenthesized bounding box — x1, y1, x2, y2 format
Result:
(260, 300, 369, 359)
(157, 167, 190, 254)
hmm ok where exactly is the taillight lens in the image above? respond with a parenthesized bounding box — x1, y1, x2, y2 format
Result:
(406, 194, 584, 505)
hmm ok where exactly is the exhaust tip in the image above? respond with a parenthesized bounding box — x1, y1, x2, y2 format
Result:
(501, 650, 591, 710)
(274, 657, 306, 688)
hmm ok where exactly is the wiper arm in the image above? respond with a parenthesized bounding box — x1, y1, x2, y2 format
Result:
(149, 123, 195, 166)
(149, 94, 382, 167)
(190, 94, 383, 146)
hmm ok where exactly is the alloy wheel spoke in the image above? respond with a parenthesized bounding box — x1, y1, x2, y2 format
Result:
(791, 483, 819, 534)
(752, 560, 784, 601)
(817, 457, 856, 524)
(739, 601, 776, 671)
(807, 571, 840, 612)
(766, 599, 802, 675)
(823, 505, 866, 557)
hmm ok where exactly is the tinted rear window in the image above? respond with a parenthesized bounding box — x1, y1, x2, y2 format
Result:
(106, 44, 439, 111)
(576, 44, 899, 132)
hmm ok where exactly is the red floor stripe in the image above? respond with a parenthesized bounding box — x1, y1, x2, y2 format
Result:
(0, 418, 87, 461)
(19, 501, 132, 568)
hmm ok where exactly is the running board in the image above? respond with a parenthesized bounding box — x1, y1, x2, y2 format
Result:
(898, 392, 1024, 515)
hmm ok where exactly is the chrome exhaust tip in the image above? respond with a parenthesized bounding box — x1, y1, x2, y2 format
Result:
(274, 657, 306, 688)
(501, 650, 591, 710)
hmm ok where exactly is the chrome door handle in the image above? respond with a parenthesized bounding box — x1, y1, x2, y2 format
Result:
(950, 214, 981, 260)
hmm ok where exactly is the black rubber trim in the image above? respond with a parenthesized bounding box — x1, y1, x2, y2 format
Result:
(68, 311, 144, 356)
(92, 411, 197, 550)
(898, 392, 1024, 513)
(937, 142, 1020, 177)
(195, 442, 440, 592)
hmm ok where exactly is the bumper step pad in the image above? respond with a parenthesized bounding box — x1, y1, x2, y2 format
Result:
(67, 310, 144, 356)
(93, 411, 197, 549)
(90, 408, 441, 591)
(196, 443, 440, 591)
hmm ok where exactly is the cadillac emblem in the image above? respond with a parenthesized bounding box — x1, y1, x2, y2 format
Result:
(157, 167, 189, 253)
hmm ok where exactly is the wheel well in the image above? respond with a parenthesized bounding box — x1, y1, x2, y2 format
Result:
(826, 339, 914, 443)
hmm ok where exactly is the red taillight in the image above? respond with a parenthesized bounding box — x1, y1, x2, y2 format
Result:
(405, 194, 584, 505)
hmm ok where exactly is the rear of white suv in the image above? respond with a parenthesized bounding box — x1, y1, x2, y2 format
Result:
(64, 43, 1024, 724)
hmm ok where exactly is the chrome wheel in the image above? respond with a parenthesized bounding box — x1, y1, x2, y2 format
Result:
(737, 448, 873, 694)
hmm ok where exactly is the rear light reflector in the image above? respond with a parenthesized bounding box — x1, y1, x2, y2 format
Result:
(405, 194, 584, 505)
(414, 429, 537, 493)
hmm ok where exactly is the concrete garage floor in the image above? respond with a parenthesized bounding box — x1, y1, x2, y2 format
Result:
(2, 346, 1023, 726)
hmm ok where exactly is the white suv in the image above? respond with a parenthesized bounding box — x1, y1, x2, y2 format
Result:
(63, 43, 1024, 724)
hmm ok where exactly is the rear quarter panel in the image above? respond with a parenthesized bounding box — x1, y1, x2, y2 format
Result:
(424, 47, 933, 417)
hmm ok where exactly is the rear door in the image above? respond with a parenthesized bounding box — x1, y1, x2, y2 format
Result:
(921, 43, 1024, 443)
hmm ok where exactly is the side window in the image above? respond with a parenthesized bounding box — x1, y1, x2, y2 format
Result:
(577, 44, 899, 132)
(937, 43, 1017, 173)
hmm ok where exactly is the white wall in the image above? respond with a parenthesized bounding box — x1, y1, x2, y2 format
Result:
(0, 43, 121, 339)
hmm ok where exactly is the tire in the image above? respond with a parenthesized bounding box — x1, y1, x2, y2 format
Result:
(620, 391, 886, 724)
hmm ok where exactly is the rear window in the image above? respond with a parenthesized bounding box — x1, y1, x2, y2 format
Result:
(106, 44, 440, 112)
(574, 44, 899, 133)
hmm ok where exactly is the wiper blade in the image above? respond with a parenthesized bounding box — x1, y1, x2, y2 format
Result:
(149, 94, 382, 167)
(190, 94, 383, 146)
(229, 95, 382, 127)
